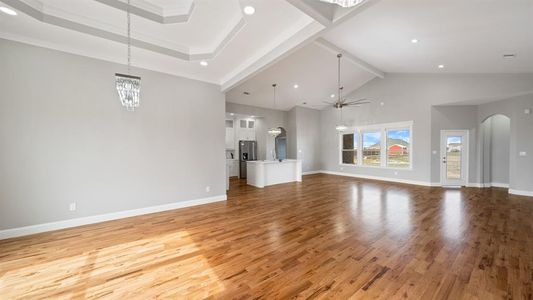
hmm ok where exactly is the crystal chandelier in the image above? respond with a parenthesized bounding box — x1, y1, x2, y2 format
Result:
(115, 0, 141, 111)
(319, 0, 364, 8)
(268, 84, 282, 137)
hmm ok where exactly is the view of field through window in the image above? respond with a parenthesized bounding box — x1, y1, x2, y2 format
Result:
(387, 129, 411, 168)
(363, 131, 381, 166)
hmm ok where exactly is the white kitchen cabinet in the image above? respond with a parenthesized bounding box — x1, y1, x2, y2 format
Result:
(225, 119, 235, 149)
(237, 119, 256, 141)
(227, 159, 239, 177)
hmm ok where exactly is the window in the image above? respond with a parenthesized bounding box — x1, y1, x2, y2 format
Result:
(362, 131, 381, 166)
(341, 133, 358, 164)
(339, 121, 412, 169)
(387, 129, 411, 168)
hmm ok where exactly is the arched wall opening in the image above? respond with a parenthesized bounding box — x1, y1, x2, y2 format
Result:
(481, 114, 511, 188)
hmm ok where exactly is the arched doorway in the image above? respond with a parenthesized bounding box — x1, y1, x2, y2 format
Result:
(481, 114, 511, 188)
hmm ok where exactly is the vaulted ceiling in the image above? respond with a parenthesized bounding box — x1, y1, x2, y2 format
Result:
(1, 0, 532, 111)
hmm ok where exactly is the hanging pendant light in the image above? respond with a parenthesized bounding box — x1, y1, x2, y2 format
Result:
(115, 0, 141, 111)
(268, 83, 282, 137)
(335, 54, 347, 131)
(335, 106, 348, 132)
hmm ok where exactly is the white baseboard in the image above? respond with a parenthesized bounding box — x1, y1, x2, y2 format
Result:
(318, 170, 435, 187)
(509, 189, 533, 197)
(303, 170, 322, 175)
(491, 182, 510, 188)
(0, 194, 227, 240)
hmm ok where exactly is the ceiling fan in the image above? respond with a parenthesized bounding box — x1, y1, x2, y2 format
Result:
(320, 53, 371, 110)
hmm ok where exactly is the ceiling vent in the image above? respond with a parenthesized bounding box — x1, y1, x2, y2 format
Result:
(503, 54, 516, 59)
(243, 91, 251, 95)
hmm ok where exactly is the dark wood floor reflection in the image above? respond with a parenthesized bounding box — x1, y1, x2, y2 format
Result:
(1, 174, 532, 299)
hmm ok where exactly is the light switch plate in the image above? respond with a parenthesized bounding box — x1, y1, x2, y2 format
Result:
(519, 151, 527, 157)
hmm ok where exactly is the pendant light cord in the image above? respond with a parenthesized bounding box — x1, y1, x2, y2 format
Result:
(337, 54, 342, 102)
(272, 83, 277, 109)
(127, 0, 131, 74)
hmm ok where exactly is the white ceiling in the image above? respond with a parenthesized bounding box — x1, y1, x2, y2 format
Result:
(1, 0, 531, 111)
(0, 0, 323, 84)
(226, 42, 376, 111)
(227, 0, 533, 111)
(324, 0, 533, 73)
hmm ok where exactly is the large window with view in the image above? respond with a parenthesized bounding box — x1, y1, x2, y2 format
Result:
(386, 128, 411, 168)
(339, 121, 412, 169)
(362, 131, 381, 167)
(341, 133, 358, 164)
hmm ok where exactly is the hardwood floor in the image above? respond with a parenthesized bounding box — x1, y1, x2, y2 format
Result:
(1, 174, 532, 299)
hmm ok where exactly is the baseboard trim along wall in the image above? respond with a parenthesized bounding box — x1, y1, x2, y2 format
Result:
(0, 194, 227, 240)
(509, 189, 533, 197)
(302, 170, 322, 175)
(318, 170, 436, 187)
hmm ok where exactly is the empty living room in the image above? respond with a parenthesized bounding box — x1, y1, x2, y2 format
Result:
(1, 0, 533, 299)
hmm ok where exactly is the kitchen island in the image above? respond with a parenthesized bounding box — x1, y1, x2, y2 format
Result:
(246, 159, 302, 188)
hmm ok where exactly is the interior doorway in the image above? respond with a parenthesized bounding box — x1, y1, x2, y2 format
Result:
(481, 114, 511, 188)
(440, 130, 469, 186)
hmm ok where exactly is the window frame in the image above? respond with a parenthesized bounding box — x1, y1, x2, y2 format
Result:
(338, 121, 413, 170)
(341, 132, 358, 165)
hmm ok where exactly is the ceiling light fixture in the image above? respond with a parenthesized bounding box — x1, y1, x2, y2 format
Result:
(319, 0, 364, 8)
(330, 94, 336, 98)
(0, 7, 17, 15)
(438, 64, 445, 69)
(411, 39, 419, 44)
(115, 0, 141, 112)
(200, 60, 208, 66)
(243, 6, 255, 15)
(268, 84, 282, 137)
(293, 84, 299, 89)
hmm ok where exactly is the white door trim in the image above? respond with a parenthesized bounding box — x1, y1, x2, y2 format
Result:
(440, 130, 469, 187)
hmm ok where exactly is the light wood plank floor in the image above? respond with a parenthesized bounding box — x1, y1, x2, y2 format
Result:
(1, 174, 532, 299)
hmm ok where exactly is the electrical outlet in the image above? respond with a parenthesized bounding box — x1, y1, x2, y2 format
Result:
(205, 186, 210, 193)
(519, 151, 527, 157)
(69, 203, 76, 211)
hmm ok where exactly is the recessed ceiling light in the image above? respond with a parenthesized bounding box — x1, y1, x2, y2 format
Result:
(411, 39, 419, 44)
(293, 84, 299, 89)
(200, 61, 208, 67)
(250, 115, 255, 118)
(0, 7, 17, 15)
(230, 113, 234, 116)
(438, 64, 445, 69)
(243, 6, 255, 15)
(330, 94, 335, 98)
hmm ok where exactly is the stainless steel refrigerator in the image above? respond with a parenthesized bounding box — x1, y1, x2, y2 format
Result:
(239, 140, 257, 179)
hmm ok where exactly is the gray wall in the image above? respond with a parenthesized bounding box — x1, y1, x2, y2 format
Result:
(287, 106, 321, 172)
(320, 74, 533, 185)
(478, 94, 533, 192)
(225, 102, 288, 160)
(486, 115, 511, 185)
(430, 106, 479, 184)
(0, 39, 226, 230)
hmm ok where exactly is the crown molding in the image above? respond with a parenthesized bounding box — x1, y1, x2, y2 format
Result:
(1, 0, 244, 61)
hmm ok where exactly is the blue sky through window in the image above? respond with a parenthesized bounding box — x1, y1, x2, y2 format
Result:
(388, 129, 410, 142)
(363, 132, 381, 147)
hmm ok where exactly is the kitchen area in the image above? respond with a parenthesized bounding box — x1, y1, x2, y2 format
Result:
(225, 111, 301, 189)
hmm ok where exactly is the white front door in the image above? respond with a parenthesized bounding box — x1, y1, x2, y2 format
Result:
(440, 130, 468, 186)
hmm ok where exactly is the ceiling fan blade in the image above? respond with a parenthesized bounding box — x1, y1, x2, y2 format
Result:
(344, 100, 371, 105)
